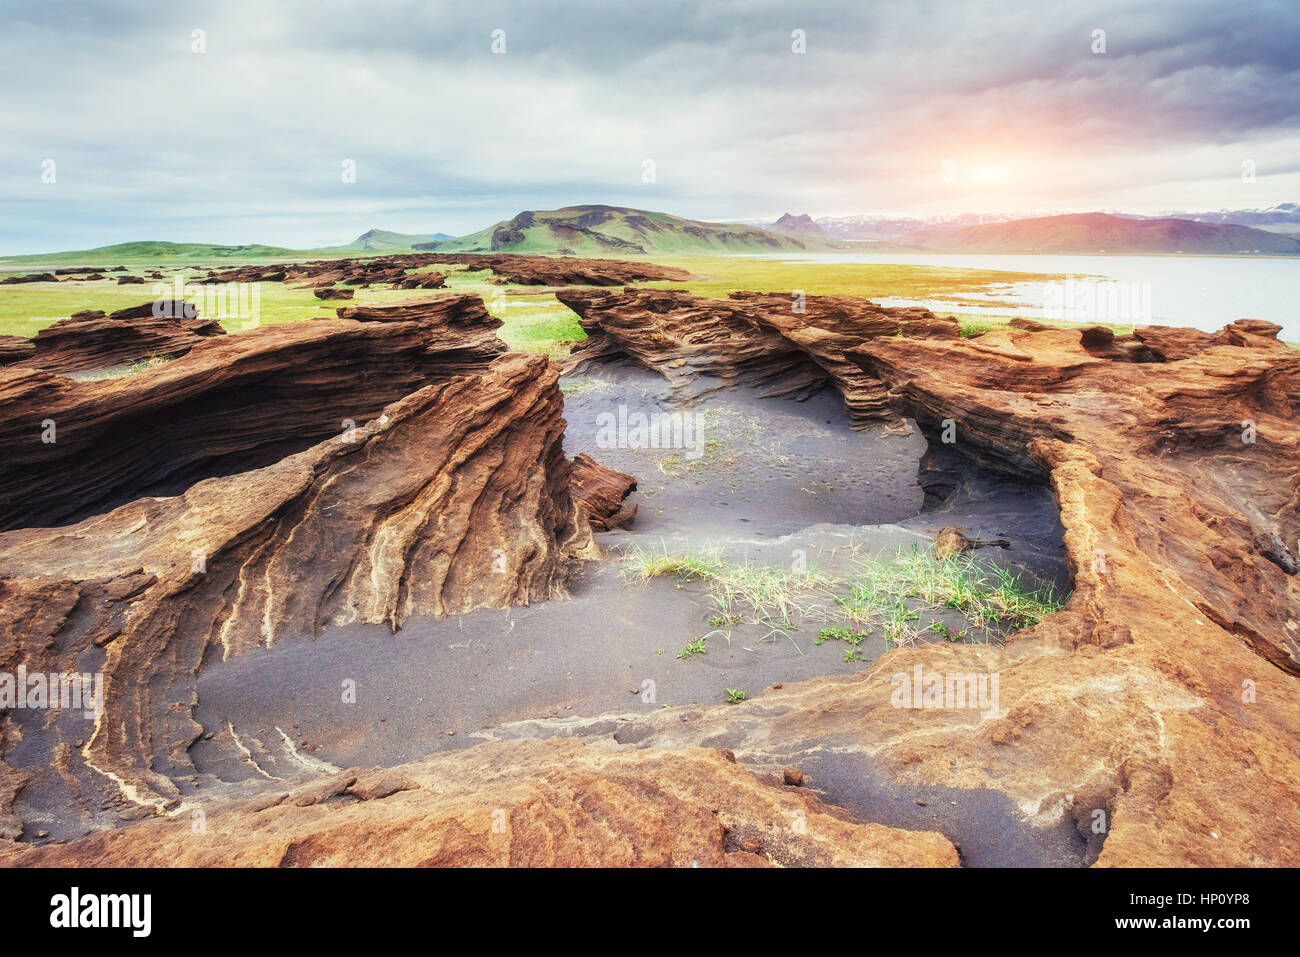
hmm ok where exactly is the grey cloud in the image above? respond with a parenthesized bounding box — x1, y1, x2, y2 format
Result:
(1, 0, 1298, 252)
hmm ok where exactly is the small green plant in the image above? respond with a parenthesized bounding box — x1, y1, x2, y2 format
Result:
(882, 619, 911, 648)
(815, 626, 867, 646)
(75, 353, 176, 381)
(726, 688, 747, 704)
(677, 637, 707, 659)
(843, 648, 866, 662)
(927, 621, 969, 642)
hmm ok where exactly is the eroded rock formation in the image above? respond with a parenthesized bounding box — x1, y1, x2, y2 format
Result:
(0, 352, 603, 833)
(557, 287, 958, 426)
(539, 314, 1298, 866)
(0, 295, 505, 529)
(0, 740, 957, 867)
(0, 337, 36, 365)
(570, 453, 638, 531)
(3, 268, 1297, 868)
(549, 294, 1299, 866)
(8, 300, 225, 375)
(204, 252, 692, 289)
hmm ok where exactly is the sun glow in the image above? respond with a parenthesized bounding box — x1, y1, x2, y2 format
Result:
(971, 163, 1012, 185)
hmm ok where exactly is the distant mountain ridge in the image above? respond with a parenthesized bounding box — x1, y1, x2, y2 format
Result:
(338, 228, 453, 251)
(812, 212, 1015, 240)
(419, 205, 828, 255)
(770, 213, 828, 237)
(1163, 203, 1300, 235)
(8, 203, 1299, 264)
(898, 212, 1300, 254)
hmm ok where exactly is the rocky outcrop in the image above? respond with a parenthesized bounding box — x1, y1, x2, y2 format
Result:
(0, 272, 56, 284)
(7, 301, 225, 375)
(312, 287, 354, 300)
(570, 453, 637, 531)
(0, 337, 35, 366)
(397, 271, 446, 289)
(556, 287, 958, 426)
(5, 268, 1295, 868)
(421, 253, 693, 286)
(0, 294, 506, 530)
(204, 252, 692, 289)
(0, 740, 958, 867)
(0, 352, 603, 832)
(548, 303, 1300, 866)
(606, 315, 1297, 867)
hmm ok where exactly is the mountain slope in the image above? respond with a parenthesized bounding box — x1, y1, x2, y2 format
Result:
(336, 228, 452, 251)
(0, 240, 302, 266)
(422, 205, 828, 255)
(1174, 203, 1300, 235)
(770, 213, 828, 237)
(900, 212, 1300, 254)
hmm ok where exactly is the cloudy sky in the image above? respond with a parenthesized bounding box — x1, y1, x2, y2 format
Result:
(2, 0, 1299, 252)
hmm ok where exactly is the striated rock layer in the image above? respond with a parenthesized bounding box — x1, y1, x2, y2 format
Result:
(204, 252, 692, 289)
(556, 288, 957, 426)
(572, 315, 1298, 867)
(0, 294, 505, 530)
(0, 740, 958, 867)
(544, 302, 1300, 866)
(8, 300, 225, 375)
(4, 278, 1297, 868)
(0, 352, 603, 835)
(570, 453, 637, 531)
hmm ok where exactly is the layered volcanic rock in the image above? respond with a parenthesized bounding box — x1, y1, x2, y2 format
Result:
(5, 278, 1297, 868)
(570, 452, 638, 531)
(0, 337, 36, 366)
(586, 315, 1298, 867)
(0, 294, 505, 530)
(419, 253, 693, 286)
(203, 252, 692, 289)
(537, 306, 1299, 866)
(848, 319, 1300, 672)
(0, 353, 602, 833)
(8, 300, 225, 375)
(0, 740, 958, 867)
(556, 287, 958, 426)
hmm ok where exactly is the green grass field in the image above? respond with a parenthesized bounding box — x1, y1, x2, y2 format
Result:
(0, 254, 1136, 349)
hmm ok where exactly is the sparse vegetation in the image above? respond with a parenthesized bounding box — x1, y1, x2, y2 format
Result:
(677, 637, 708, 659)
(726, 688, 747, 704)
(815, 626, 867, 645)
(927, 621, 969, 642)
(625, 541, 1068, 657)
(839, 545, 1066, 644)
(621, 543, 833, 651)
(73, 354, 176, 381)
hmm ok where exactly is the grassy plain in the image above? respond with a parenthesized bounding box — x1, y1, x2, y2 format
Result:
(0, 254, 1111, 348)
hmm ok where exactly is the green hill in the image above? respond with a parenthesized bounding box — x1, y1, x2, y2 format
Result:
(0, 240, 310, 268)
(334, 228, 450, 251)
(0, 207, 833, 267)
(418, 205, 834, 255)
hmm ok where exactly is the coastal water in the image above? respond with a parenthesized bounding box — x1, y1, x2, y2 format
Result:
(748, 252, 1300, 342)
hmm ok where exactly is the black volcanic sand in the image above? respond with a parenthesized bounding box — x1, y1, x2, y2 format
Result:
(191, 364, 1077, 865)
